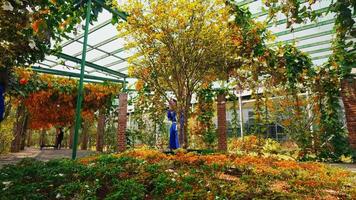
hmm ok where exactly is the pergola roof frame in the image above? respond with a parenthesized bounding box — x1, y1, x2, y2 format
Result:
(36, 0, 355, 83)
(36, 2, 128, 82)
(32, 66, 126, 83)
(55, 53, 128, 78)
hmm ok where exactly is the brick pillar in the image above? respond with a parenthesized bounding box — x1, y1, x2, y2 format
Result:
(96, 109, 105, 152)
(117, 93, 128, 152)
(341, 78, 356, 149)
(217, 93, 227, 151)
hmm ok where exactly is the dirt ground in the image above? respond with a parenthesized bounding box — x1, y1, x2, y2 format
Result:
(0, 147, 95, 168)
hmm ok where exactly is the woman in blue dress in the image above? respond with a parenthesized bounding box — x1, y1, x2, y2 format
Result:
(167, 99, 179, 150)
(0, 70, 7, 122)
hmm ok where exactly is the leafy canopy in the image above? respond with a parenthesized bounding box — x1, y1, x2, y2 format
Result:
(119, 0, 233, 101)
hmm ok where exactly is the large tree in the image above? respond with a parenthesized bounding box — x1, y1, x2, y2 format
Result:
(119, 0, 234, 148)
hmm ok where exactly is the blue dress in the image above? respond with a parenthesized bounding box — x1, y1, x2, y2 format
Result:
(167, 110, 179, 149)
(0, 84, 4, 122)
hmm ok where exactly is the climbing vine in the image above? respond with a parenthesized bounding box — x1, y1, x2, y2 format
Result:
(131, 81, 167, 148)
(192, 85, 216, 149)
(261, 0, 355, 160)
(10, 68, 121, 129)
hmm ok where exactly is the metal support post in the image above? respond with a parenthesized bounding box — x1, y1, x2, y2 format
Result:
(72, 0, 92, 160)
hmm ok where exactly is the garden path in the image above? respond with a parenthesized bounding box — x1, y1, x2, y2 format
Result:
(0, 147, 95, 168)
(329, 163, 356, 173)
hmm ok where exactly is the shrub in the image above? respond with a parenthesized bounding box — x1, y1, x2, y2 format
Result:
(0, 115, 15, 154)
(228, 135, 299, 159)
(0, 149, 355, 199)
(106, 179, 146, 200)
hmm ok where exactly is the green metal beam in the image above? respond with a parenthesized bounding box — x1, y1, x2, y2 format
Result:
(72, 35, 119, 57)
(72, 0, 92, 160)
(92, 0, 128, 21)
(271, 30, 334, 46)
(252, 9, 267, 18)
(40, 62, 54, 68)
(51, 36, 126, 71)
(83, 80, 103, 83)
(118, 66, 129, 72)
(68, 37, 127, 64)
(56, 52, 128, 78)
(311, 54, 330, 60)
(252, 0, 308, 18)
(62, 19, 112, 48)
(297, 40, 331, 49)
(237, 0, 257, 6)
(87, 48, 127, 74)
(89, 47, 125, 63)
(44, 58, 57, 64)
(45, 58, 92, 73)
(32, 66, 125, 83)
(274, 19, 335, 37)
(305, 47, 331, 55)
(104, 59, 126, 68)
(267, 7, 329, 28)
(266, 13, 354, 39)
(60, 0, 127, 53)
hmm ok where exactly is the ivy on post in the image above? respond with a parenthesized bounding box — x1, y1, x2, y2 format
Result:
(217, 93, 227, 151)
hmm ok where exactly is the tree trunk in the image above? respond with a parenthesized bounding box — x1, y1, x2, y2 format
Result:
(69, 126, 74, 149)
(20, 114, 29, 150)
(11, 104, 26, 152)
(183, 108, 190, 148)
(96, 109, 105, 152)
(177, 95, 191, 149)
(178, 111, 184, 147)
(39, 129, 46, 147)
(27, 130, 32, 147)
(63, 129, 68, 148)
(294, 91, 301, 117)
(81, 121, 89, 150)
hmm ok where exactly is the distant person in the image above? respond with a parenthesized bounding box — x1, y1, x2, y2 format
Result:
(167, 99, 179, 150)
(0, 70, 7, 122)
(55, 127, 64, 149)
(0, 82, 4, 122)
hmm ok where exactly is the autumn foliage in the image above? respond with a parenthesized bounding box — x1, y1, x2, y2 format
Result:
(11, 68, 121, 129)
(76, 148, 356, 199)
(1, 148, 355, 199)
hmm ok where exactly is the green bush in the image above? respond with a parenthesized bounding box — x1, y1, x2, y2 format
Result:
(106, 179, 146, 200)
(0, 151, 355, 199)
(228, 136, 299, 160)
(0, 115, 14, 154)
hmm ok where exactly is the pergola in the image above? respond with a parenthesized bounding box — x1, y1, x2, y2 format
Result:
(33, 0, 355, 158)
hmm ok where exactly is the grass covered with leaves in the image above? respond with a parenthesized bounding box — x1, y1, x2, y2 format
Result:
(0, 149, 355, 200)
